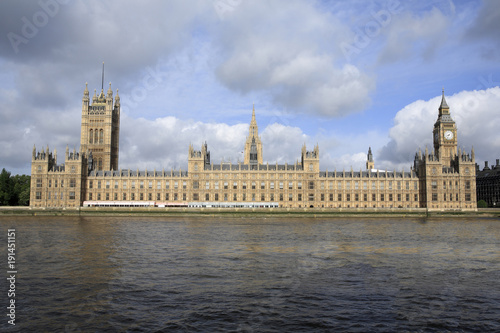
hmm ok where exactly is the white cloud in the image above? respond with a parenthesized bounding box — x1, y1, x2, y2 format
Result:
(261, 123, 308, 164)
(118, 114, 388, 173)
(119, 115, 247, 170)
(331, 152, 369, 172)
(377, 7, 451, 64)
(379, 87, 500, 169)
(119, 115, 314, 170)
(1, 0, 499, 177)
(465, 0, 500, 40)
(213, 0, 374, 117)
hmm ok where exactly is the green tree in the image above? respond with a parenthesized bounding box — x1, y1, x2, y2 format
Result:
(13, 174, 30, 206)
(0, 169, 31, 206)
(0, 168, 12, 206)
(477, 199, 488, 208)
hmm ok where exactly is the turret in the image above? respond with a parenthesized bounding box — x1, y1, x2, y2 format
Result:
(203, 142, 210, 167)
(301, 143, 320, 173)
(115, 89, 120, 106)
(188, 142, 209, 173)
(83, 82, 89, 97)
(82, 82, 89, 108)
(107, 82, 113, 99)
(366, 147, 374, 170)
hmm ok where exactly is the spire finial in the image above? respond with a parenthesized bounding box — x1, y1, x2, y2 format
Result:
(101, 62, 104, 92)
(107, 82, 112, 96)
(83, 82, 89, 97)
(439, 87, 449, 112)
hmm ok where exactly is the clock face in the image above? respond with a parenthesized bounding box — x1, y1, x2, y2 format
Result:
(444, 130, 454, 140)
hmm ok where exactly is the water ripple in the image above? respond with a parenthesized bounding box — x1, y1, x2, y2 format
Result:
(0, 216, 499, 332)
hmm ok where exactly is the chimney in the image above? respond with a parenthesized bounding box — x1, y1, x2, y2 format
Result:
(496, 159, 499, 166)
(484, 161, 489, 170)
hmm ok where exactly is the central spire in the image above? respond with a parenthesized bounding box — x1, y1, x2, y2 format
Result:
(244, 104, 263, 166)
(249, 103, 258, 137)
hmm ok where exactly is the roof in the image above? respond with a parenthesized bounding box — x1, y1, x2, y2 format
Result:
(320, 171, 415, 178)
(440, 90, 449, 109)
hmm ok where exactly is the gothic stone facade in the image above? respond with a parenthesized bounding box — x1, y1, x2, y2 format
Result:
(30, 85, 477, 211)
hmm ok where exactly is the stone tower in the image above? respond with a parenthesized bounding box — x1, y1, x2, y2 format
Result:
(301, 143, 319, 173)
(433, 89, 457, 168)
(366, 147, 374, 170)
(414, 90, 476, 210)
(188, 142, 211, 173)
(80, 81, 120, 171)
(243, 105, 263, 168)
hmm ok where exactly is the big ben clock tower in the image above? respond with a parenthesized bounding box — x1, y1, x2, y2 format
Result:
(433, 89, 457, 168)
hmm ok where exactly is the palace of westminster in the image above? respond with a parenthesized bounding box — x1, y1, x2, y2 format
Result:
(30, 81, 477, 210)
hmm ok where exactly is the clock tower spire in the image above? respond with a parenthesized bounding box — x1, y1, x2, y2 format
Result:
(433, 89, 457, 167)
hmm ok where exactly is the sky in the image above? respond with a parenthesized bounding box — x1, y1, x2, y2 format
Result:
(1, 0, 499, 175)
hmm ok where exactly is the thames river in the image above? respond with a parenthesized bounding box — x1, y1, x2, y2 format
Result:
(1, 216, 499, 332)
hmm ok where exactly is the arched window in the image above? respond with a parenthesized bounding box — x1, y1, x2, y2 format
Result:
(99, 129, 104, 143)
(98, 158, 103, 171)
(89, 129, 93, 144)
(94, 129, 98, 144)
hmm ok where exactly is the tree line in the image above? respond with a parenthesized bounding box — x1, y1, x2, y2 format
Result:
(0, 168, 30, 206)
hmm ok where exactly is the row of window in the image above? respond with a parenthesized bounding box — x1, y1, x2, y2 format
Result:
(88, 179, 420, 191)
(93, 157, 104, 171)
(431, 192, 472, 202)
(87, 192, 420, 203)
(37, 179, 77, 188)
(89, 129, 104, 144)
(36, 165, 78, 173)
(35, 191, 75, 200)
(431, 180, 471, 190)
(191, 172, 310, 179)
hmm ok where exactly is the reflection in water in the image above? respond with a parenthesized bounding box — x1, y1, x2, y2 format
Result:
(0, 216, 499, 332)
